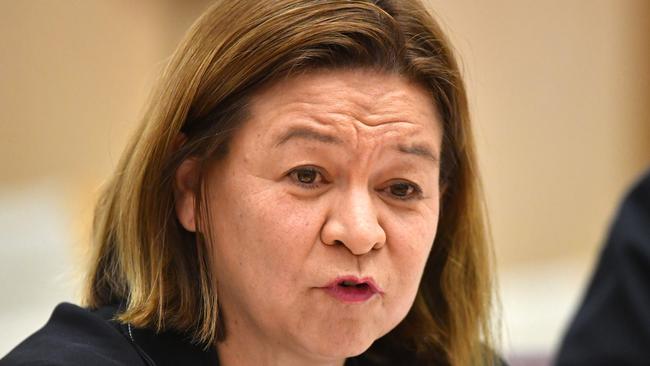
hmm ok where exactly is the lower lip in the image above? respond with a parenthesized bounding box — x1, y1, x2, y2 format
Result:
(323, 285, 377, 303)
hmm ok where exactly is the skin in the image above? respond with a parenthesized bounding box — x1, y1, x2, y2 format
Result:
(175, 69, 442, 366)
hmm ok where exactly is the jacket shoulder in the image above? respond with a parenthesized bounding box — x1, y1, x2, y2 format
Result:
(0, 303, 143, 366)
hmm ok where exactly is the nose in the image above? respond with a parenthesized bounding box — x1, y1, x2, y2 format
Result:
(320, 187, 386, 255)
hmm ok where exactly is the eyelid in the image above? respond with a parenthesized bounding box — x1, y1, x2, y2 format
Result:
(285, 166, 424, 201)
(287, 165, 326, 177)
(383, 180, 424, 201)
(287, 165, 328, 188)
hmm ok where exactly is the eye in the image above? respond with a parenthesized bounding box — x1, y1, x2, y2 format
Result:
(288, 166, 326, 189)
(384, 181, 423, 201)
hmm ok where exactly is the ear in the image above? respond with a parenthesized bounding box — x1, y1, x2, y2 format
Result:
(174, 157, 199, 232)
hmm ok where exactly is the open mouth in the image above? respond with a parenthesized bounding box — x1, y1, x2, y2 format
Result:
(323, 276, 382, 303)
(339, 280, 370, 290)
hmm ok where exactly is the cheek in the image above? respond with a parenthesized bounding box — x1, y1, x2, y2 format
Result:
(383, 208, 439, 310)
(208, 179, 323, 288)
(248, 190, 323, 254)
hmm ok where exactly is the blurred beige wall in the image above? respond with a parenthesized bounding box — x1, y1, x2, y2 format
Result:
(1, 0, 649, 360)
(435, 0, 650, 264)
(429, 0, 650, 356)
(0, 1, 212, 186)
(0, 0, 214, 354)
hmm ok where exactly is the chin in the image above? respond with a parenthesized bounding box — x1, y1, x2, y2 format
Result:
(298, 324, 380, 360)
(307, 340, 374, 361)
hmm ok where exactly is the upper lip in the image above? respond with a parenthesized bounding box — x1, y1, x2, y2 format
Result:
(323, 275, 384, 294)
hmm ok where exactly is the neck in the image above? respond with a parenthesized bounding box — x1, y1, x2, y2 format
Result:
(215, 317, 346, 366)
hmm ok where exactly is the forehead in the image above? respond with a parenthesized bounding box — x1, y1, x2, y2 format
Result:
(242, 69, 442, 150)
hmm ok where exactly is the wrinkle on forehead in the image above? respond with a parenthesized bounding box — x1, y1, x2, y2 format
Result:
(247, 68, 442, 155)
(253, 69, 438, 123)
(302, 82, 431, 124)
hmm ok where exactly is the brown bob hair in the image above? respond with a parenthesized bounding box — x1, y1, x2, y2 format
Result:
(84, 0, 497, 364)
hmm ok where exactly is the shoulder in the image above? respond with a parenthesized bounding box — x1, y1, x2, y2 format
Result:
(1, 303, 143, 366)
(599, 169, 650, 277)
(555, 170, 650, 365)
(611, 170, 650, 243)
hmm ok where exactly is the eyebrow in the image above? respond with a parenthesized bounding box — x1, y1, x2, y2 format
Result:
(274, 127, 343, 147)
(396, 143, 439, 164)
(274, 126, 438, 164)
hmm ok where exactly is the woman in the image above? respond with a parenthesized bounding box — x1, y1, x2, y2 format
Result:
(1, 0, 499, 365)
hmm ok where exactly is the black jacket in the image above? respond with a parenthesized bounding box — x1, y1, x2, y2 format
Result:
(555, 170, 650, 365)
(0, 303, 219, 366)
(1, 302, 506, 366)
(0, 303, 398, 365)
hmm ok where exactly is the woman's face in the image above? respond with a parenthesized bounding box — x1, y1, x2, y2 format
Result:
(177, 69, 442, 363)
